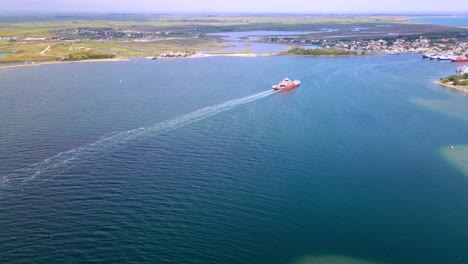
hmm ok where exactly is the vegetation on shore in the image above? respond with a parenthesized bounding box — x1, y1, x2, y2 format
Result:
(63, 52, 115, 61)
(0, 38, 221, 63)
(287, 46, 358, 56)
(0, 14, 465, 64)
(440, 73, 468, 87)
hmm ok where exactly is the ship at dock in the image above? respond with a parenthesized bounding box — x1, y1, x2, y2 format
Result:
(422, 53, 439, 59)
(452, 57, 468, 62)
(422, 53, 462, 61)
(272, 78, 300, 91)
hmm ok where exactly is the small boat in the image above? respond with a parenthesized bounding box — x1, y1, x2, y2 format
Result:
(422, 53, 436, 59)
(272, 78, 300, 91)
(452, 57, 468, 62)
(438, 55, 453, 61)
(388, 51, 400, 55)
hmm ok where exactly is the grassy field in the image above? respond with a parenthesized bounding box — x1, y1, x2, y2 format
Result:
(0, 38, 223, 63)
(0, 14, 461, 34)
(0, 14, 466, 64)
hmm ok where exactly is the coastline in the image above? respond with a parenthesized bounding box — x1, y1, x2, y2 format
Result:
(0, 51, 384, 69)
(0, 58, 129, 70)
(406, 15, 468, 29)
(188, 53, 257, 58)
(152, 53, 257, 59)
(434, 80, 468, 93)
(276, 52, 374, 57)
(0, 54, 258, 69)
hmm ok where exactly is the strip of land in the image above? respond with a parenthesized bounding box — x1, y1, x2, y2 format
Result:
(0, 14, 466, 65)
(434, 80, 468, 93)
(0, 58, 128, 69)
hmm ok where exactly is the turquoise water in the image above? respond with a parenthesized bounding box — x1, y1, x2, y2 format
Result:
(409, 16, 468, 27)
(0, 55, 467, 263)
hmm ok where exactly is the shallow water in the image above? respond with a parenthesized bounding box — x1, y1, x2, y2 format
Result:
(212, 41, 306, 54)
(208, 31, 325, 41)
(0, 55, 467, 263)
(207, 30, 324, 54)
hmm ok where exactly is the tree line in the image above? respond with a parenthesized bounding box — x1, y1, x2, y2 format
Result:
(288, 47, 357, 56)
(63, 53, 115, 61)
(441, 73, 468, 86)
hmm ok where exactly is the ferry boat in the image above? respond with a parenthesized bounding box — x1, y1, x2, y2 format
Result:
(452, 57, 468, 62)
(272, 78, 300, 91)
(438, 55, 454, 61)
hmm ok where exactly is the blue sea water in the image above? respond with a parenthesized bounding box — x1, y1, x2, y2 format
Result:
(409, 16, 468, 27)
(0, 55, 467, 264)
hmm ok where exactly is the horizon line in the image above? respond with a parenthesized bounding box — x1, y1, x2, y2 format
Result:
(0, 11, 467, 15)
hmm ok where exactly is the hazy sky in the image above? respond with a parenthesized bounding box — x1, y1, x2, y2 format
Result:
(1, 0, 467, 13)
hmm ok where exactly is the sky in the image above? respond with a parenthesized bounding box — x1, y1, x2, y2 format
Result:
(1, 0, 467, 13)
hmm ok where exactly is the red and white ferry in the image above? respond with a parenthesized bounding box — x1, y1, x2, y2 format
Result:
(272, 78, 300, 91)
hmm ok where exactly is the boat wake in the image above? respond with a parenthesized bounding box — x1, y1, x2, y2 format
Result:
(0, 90, 276, 191)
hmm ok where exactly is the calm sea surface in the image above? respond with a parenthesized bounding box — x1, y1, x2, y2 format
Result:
(0, 55, 467, 264)
(409, 16, 468, 27)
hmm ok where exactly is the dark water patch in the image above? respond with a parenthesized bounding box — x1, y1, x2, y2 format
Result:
(0, 90, 275, 191)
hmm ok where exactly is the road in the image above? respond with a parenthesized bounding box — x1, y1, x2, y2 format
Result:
(40, 45, 50, 55)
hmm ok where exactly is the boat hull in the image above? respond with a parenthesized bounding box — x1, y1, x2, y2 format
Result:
(438, 57, 453, 61)
(273, 83, 299, 91)
(272, 80, 300, 91)
(452, 58, 468, 62)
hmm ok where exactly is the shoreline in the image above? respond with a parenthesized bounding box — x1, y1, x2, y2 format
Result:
(0, 58, 129, 70)
(276, 52, 376, 57)
(0, 52, 419, 70)
(434, 80, 468, 93)
(0, 54, 259, 69)
(188, 53, 257, 58)
(154, 53, 257, 59)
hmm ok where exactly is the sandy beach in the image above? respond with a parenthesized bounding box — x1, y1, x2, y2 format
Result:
(0, 58, 129, 70)
(1, 52, 261, 69)
(0, 54, 257, 69)
(188, 53, 257, 58)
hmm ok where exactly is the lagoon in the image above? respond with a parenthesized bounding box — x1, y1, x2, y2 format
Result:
(207, 31, 322, 54)
(208, 30, 331, 41)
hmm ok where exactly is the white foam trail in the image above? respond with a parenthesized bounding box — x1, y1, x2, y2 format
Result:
(1, 90, 276, 190)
